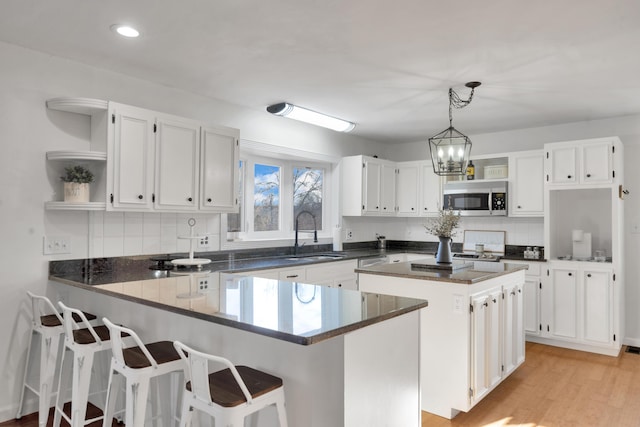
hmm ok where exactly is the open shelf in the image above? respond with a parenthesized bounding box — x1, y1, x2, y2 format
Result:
(46, 98, 108, 115)
(46, 151, 106, 162)
(45, 201, 106, 211)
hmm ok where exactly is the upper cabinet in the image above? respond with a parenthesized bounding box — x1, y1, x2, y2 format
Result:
(47, 98, 240, 213)
(509, 150, 544, 217)
(396, 161, 442, 217)
(341, 155, 396, 216)
(545, 137, 619, 187)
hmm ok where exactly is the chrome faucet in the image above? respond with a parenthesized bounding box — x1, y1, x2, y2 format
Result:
(294, 210, 318, 255)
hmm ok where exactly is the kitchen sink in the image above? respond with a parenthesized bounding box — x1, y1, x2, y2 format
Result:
(285, 254, 346, 261)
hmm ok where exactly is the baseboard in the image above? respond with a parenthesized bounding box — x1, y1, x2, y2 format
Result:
(623, 337, 640, 347)
(526, 336, 621, 357)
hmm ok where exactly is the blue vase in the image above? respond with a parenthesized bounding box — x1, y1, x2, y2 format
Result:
(436, 236, 453, 264)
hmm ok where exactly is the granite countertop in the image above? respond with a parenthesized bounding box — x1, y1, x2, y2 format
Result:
(55, 273, 428, 346)
(355, 259, 528, 284)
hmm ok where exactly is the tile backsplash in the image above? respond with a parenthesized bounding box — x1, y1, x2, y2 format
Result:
(89, 211, 221, 257)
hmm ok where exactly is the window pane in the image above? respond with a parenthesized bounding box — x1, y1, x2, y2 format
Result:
(293, 167, 323, 230)
(254, 163, 280, 231)
(227, 160, 244, 233)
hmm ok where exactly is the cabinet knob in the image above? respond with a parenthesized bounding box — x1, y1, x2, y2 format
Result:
(483, 302, 489, 307)
(338, 283, 342, 287)
(424, 207, 428, 210)
(187, 197, 193, 202)
(517, 205, 522, 209)
(587, 273, 592, 278)
(411, 207, 414, 211)
(586, 173, 591, 178)
(138, 195, 143, 200)
(568, 272, 573, 276)
(207, 198, 212, 203)
(376, 206, 379, 209)
(383, 207, 386, 210)
(567, 175, 572, 179)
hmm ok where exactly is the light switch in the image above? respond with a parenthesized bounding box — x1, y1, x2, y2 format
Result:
(43, 236, 71, 255)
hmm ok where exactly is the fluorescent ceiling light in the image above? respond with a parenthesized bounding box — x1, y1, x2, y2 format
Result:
(266, 102, 356, 132)
(110, 24, 140, 38)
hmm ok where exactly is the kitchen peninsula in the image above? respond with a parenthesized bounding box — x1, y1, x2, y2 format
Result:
(49, 264, 428, 427)
(357, 260, 527, 419)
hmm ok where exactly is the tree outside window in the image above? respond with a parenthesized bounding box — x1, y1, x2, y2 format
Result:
(254, 163, 280, 231)
(293, 167, 323, 230)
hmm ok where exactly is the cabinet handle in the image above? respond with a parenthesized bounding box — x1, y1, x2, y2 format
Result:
(587, 273, 592, 278)
(393, 260, 400, 263)
(567, 175, 572, 179)
(518, 288, 522, 293)
(568, 272, 573, 276)
(586, 173, 591, 178)
(376, 206, 379, 209)
(286, 274, 299, 278)
(510, 290, 516, 296)
(424, 207, 428, 210)
(338, 283, 342, 287)
(517, 205, 522, 209)
(383, 207, 386, 210)
(207, 198, 212, 202)
(138, 195, 143, 200)
(492, 298, 497, 303)
(483, 302, 489, 307)
(187, 197, 193, 202)
(411, 207, 415, 211)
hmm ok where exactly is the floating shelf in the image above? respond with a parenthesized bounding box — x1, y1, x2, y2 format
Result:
(46, 151, 107, 161)
(46, 98, 108, 115)
(45, 201, 106, 211)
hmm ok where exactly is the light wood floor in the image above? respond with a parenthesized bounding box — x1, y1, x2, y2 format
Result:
(422, 342, 640, 426)
(4, 342, 640, 426)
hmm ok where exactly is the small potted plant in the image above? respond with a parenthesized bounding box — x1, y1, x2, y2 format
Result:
(61, 165, 94, 203)
(424, 209, 461, 264)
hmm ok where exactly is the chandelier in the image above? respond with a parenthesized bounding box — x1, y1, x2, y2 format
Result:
(429, 82, 481, 176)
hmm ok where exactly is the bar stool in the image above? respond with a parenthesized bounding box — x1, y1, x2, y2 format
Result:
(16, 292, 96, 427)
(173, 341, 288, 427)
(101, 317, 184, 427)
(53, 302, 121, 427)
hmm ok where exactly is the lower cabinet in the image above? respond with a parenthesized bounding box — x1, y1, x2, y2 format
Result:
(470, 281, 524, 406)
(240, 259, 358, 290)
(528, 261, 619, 355)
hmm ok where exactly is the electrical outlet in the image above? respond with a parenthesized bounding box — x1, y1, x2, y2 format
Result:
(453, 294, 464, 314)
(197, 235, 210, 249)
(345, 229, 353, 240)
(43, 236, 71, 255)
(198, 277, 210, 293)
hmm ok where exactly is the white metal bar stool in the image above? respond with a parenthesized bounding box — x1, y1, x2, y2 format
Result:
(101, 317, 183, 427)
(53, 302, 121, 427)
(173, 341, 288, 427)
(16, 292, 96, 427)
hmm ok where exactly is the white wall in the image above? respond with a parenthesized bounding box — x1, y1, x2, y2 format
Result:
(0, 41, 385, 421)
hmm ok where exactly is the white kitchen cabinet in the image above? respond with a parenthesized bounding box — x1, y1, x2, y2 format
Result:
(421, 163, 442, 216)
(45, 98, 109, 210)
(200, 126, 240, 212)
(544, 137, 618, 187)
(502, 281, 525, 375)
(509, 150, 544, 216)
(396, 163, 420, 215)
(582, 268, 613, 345)
(108, 102, 156, 211)
(546, 266, 579, 340)
(243, 259, 358, 290)
(341, 155, 396, 216)
(504, 261, 543, 338)
(154, 116, 200, 211)
(470, 292, 490, 404)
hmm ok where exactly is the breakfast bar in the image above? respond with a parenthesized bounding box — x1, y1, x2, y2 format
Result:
(48, 270, 428, 427)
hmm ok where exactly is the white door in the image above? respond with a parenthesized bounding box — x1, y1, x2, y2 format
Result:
(363, 159, 381, 213)
(548, 268, 579, 340)
(511, 152, 544, 216)
(154, 117, 200, 210)
(583, 269, 613, 345)
(380, 162, 396, 215)
(109, 103, 155, 210)
(421, 163, 441, 216)
(582, 142, 612, 184)
(396, 164, 419, 216)
(200, 126, 239, 212)
(548, 145, 578, 185)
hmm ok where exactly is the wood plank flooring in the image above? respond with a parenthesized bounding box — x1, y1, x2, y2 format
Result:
(422, 342, 640, 426)
(3, 342, 640, 426)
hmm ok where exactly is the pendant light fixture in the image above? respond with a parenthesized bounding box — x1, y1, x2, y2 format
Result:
(429, 82, 481, 176)
(266, 102, 356, 132)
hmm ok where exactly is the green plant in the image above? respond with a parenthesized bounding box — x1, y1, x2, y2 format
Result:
(424, 208, 461, 238)
(60, 165, 94, 184)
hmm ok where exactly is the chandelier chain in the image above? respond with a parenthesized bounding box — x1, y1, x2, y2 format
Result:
(448, 86, 476, 126)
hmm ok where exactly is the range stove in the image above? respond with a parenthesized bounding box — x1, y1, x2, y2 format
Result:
(452, 253, 501, 262)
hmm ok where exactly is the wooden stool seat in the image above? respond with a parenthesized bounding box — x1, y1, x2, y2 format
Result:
(41, 311, 96, 328)
(71, 325, 128, 344)
(122, 340, 181, 369)
(187, 366, 284, 408)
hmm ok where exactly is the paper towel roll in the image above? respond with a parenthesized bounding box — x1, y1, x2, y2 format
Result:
(333, 226, 343, 251)
(572, 229, 584, 241)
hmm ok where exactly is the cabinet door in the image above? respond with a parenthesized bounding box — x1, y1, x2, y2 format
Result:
(511, 152, 544, 216)
(363, 159, 381, 213)
(582, 142, 612, 184)
(396, 164, 419, 216)
(470, 294, 490, 404)
(523, 277, 540, 336)
(109, 104, 155, 210)
(547, 268, 579, 340)
(503, 283, 525, 375)
(380, 162, 396, 215)
(421, 163, 441, 216)
(487, 289, 502, 389)
(154, 118, 200, 211)
(547, 145, 578, 185)
(200, 127, 239, 212)
(583, 270, 613, 344)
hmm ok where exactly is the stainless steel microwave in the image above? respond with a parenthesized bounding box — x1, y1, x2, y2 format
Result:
(442, 181, 508, 216)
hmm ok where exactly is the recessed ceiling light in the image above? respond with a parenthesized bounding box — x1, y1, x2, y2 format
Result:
(110, 24, 140, 38)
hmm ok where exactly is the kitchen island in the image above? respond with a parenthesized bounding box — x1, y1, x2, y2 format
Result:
(49, 271, 427, 427)
(357, 260, 527, 419)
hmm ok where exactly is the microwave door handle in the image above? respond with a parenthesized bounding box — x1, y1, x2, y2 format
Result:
(488, 191, 493, 214)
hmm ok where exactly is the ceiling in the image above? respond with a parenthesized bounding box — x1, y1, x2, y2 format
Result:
(2, 0, 640, 143)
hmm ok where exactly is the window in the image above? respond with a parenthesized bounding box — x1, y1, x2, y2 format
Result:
(225, 153, 330, 242)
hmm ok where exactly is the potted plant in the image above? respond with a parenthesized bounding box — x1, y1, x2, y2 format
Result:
(61, 165, 94, 203)
(424, 209, 461, 264)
